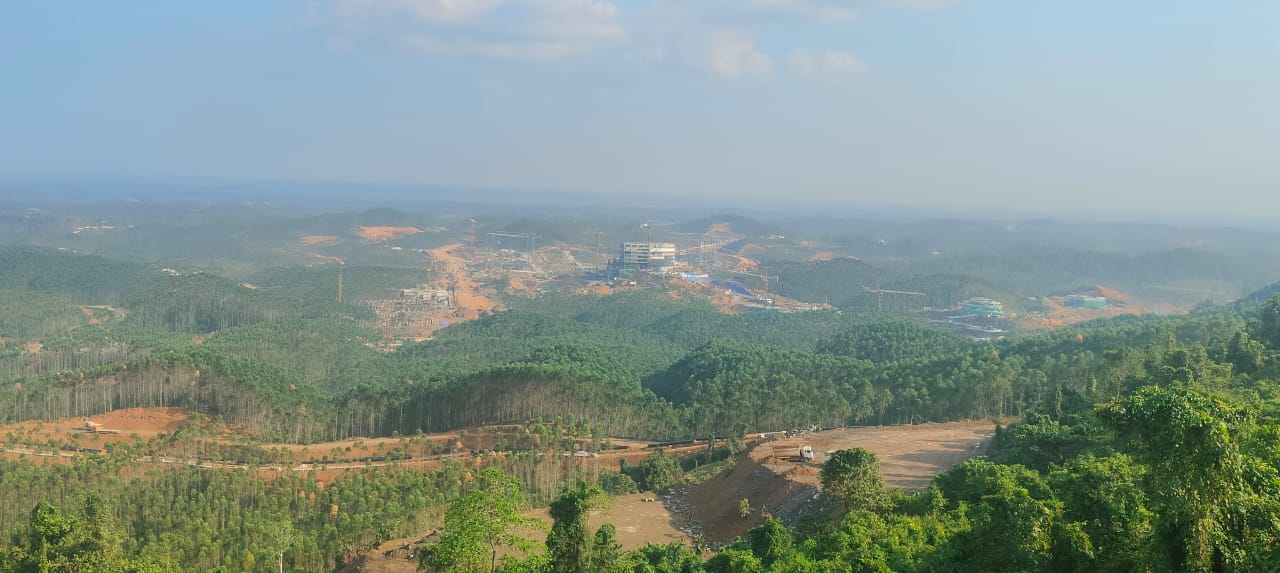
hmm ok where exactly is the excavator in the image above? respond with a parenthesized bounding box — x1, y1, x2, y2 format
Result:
(75, 420, 121, 435)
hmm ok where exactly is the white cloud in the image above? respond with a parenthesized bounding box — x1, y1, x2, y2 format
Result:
(335, 0, 504, 24)
(788, 48, 867, 80)
(319, 0, 886, 75)
(750, 0, 856, 22)
(402, 34, 582, 60)
(328, 0, 626, 61)
(707, 29, 772, 79)
(535, 0, 627, 42)
(882, 0, 956, 10)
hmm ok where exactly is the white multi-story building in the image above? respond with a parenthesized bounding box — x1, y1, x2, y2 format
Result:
(621, 242, 677, 270)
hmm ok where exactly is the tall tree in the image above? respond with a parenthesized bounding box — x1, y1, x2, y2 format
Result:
(1100, 386, 1280, 572)
(420, 467, 543, 573)
(821, 448, 889, 514)
(546, 482, 604, 573)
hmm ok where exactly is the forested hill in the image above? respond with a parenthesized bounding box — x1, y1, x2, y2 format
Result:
(4, 244, 1279, 443)
(769, 245, 1274, 312)
(8, 242, 1280, 571)
(0, 247, 159, 304)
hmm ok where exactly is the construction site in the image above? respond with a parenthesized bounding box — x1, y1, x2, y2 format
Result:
(355, 221, 830, 339)
(354, 219, 1156, 340)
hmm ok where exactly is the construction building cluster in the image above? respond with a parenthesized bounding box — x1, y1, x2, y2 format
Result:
(364, 288, 456, 338)
(354, 220, 826, 338)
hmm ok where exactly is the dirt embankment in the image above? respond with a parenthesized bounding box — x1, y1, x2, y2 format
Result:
(680, 457, 819, 545)
(678, 421, 997, 544)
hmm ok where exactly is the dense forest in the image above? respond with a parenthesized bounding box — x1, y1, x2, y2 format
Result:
(0, 246, 1266, 444)
(0, 455, 464, 572)
(5, 229, 1280, 570)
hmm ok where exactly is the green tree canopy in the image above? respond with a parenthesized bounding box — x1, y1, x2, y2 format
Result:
(821, 448, 889, 513)
(420, 467, 543, 573)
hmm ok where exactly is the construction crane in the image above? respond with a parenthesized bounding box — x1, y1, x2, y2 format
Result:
(486, 232, 538, 257)
(863, 285, 925, 312)
(583, 230, 604, 270)
(675, 239, 727, 256)
(736, 270, 780, 299)
(639, 220, 675, 244)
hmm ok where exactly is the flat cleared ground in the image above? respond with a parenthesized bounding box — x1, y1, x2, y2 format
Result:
(754, 420, 997, 490)
(523, 493, 688, 549)
(0, 407, 192, 443)
(603, 494, 689, 548)
(356, 226, 422, 241)
(300, 235, 342, 246)
(681, 421, 998, 544)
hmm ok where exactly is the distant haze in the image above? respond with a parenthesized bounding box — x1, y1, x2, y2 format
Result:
(1, 2, 1277, 219)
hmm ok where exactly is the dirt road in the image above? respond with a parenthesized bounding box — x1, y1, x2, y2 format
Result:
(429, 243, 497, 321)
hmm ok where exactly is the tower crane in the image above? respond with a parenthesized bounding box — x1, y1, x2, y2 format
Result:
(736, 270, 780, 299)
(581, 230, 606, 271)
(862, 285, 925, 312)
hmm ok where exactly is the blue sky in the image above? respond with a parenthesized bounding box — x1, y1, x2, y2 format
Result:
(1, 1, 1277, 217)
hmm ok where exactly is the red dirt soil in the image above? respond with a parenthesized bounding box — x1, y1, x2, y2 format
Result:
(429, 243, 498, 321)
(357, 227, 423, 241)
(705, 223, 734, 236)
(301, 235, 342, 246)
(0, 407, 193, 443)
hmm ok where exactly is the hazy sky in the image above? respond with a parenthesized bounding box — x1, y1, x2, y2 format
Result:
(1, 1, 1277, 216)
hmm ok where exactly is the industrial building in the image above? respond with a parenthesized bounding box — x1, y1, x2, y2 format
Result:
(962, 297, 1005, 317)
(1064, 295, 1109, 309)
(620, 242, 677, 270)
